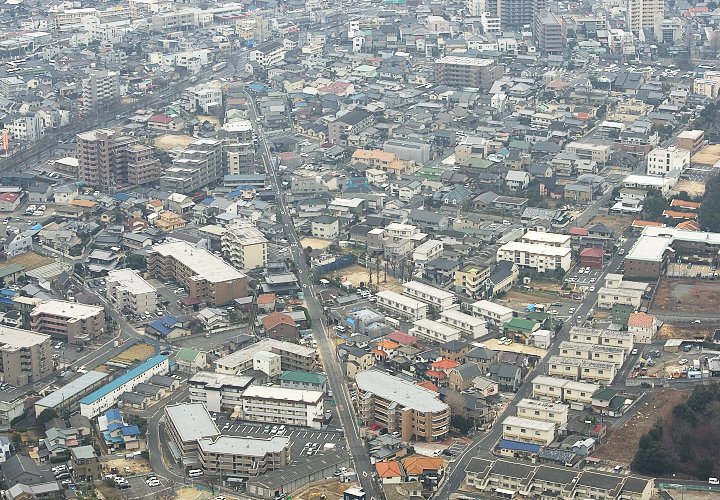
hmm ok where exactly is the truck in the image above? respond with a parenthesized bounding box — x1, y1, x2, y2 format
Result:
(212, 62, 227, 72)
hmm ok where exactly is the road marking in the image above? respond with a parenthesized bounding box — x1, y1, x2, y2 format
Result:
(363, 471, 368, 477)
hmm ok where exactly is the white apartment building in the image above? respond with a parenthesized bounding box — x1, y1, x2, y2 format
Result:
(401, 281, 458, 311)
(376, 291, 427, 320)
(568, 327, 635, 353)
(547, 356, 617, 384)
(558, 341, 626, 367)
(502, 416, 556, 445)
(565, 141, 612, 164)
(471, 300, 514, 326)
(409, 318, 462, 344)
(106, 269, 157, 315)
(532, 375, 598, 408)
(516, 398, 569, 426)
(81, 69, 119, 112)
(439, 309, 488, 339)
(188, 372, 254, 413)
(182, 82, 222, 114)
(159, 138, 224, 193)
(249, 40, 286, 68)
(221, 222, 268, 270)
(627, 0, 664, 33)
(646, 146, 690, 177)
(596, 287, 643, 309)
(521, 231, 571, 248)
(253, 351, 281, 377)
(239, 386, 324, 428)
(496, 242, 572, 272)
(412, 239, 443, 264)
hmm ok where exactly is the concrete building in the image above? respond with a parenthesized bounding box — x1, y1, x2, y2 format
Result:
(565, 141, 612, 165)
(454, 264, 490, 298)
(516, 398, 568, 426)
(521, 231, 571, 248)
(214, 339, 316, 375)
(534, 10, 564, 55)
(409, 318, 462, 344)
(224, 120, 256, 175)
(106, 269, 157, 315)
(496, 242, 572, 272)
(531, 375, 598, 408)
(0, 395, 24, 430)
(188, 372, 254, 413)
(558, 341, 626, 368)
(126, 144, 161, 186)
(471, 300, 514, 326)
(440, 309, 488, 339)
(434, 56, 504, 90)
(76, 128, 139, 191)
(646, 146, 690, 177)
(501, 416, 556, 445)
(547, 356, 616, 384)
(248, 40, 286, 68)
(383, 139, 431, 164)
(676, 130, 704, 154)
(34, 371, 108, 417)
(0, 326, 52, 387)
(355, 370, 450, 442)
(30, 300, 105, 346)
(198, 435, 291, 477)
(568, 327, 634, 353)
(375, 290, 428, 321)
(159, 138, 224, 193)
(401, 281, 457, 312)
(220, 222, 268, 270)
(328, 110, 374, 146)
(627, 0, 664, 34)
(239, 386, 324, 428)
(80, 355, 170, 418)
(164, 402, 220, 457)
(81, 69, 119, 112)
(147, 240, 247, 306)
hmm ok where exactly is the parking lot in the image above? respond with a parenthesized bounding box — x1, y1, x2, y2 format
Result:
(217, 420, 346, 457)
(564, 265, 604, 289)
(666, 262, 717, 278)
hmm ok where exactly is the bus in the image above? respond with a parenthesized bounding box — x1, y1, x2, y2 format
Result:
(212, 61, 227, 72)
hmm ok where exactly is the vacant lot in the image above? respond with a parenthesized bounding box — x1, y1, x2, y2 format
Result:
(586, 213, 632, 235)
(154, 134, 195, 151)
(336, 263, 402, 292)
(498, 288, 569, 311)
(657, 322, 714, 340)
(691, 144, 720, 165)
(107, 342, 155, 368)
(5, 252, 55, 271)
(291, 479, 359, 500)
(674, 180, 706, 197)
(594, 389, 690, 465)
(300, 237, 332, 250)
(651, 277, 720, 314)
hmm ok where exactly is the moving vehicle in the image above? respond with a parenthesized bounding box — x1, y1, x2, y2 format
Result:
(187, 469, 204, 478)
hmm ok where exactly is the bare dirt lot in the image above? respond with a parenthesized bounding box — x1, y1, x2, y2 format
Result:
(657, 322, 714, 340)
(154, 134, 195, 151)
(674, 180, 707, 197)
(594, 389, 691, 465)
(300, 237, 332, 250)
(691, 144, 720, 165)
(497, 288, 571, 311)
(106, 342, 155, 368)
(104, 457, 153, 475)
(586, 213, 633, 235)
(4, 252, 56, 271)
(651, 277, 720, 314)
(335, 263, 402, 292)
(291, 479, 360, 500)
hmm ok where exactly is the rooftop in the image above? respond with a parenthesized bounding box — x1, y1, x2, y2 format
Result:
(150, 241, 246, 283)
(35, 371, 108, 410)
(106, 269, 155, 295)
(0, 326, 50, 350)
(80, 355, 168, 405)
(197, 435, 290, 456)
(241, 385, 324, 404)
(165, 402, 219, 444)
(31, 300, 103, 320)
(356, 370, 449, 413)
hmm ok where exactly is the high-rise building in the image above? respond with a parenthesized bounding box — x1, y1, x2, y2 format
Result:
(220, 222, 269, 270)
(434, 56, 504, 89)
(0, 326, 52, 387)
(81, 69, 120, 112)
(126, 144, 161, 186)
(627, 0, 664, 34)
(159, 138, 224, 193)
(76, 128, 139, 191)
(493, 0, 547, 29)
(223, 119, 256, 176)
(534, 10, 565, 55)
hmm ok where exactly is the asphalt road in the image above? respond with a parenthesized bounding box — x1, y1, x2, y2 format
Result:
(245, 90, 382, 499)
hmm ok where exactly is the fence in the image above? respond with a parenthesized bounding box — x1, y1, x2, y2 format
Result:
(315, 254, 356, 275)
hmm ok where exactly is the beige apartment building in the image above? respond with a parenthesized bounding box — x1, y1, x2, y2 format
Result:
(501, 416, 556, 445)
(30, 300, 105, 346)
(355, 370, 450, 442)
(76, 128, 139, 191)
(239, 386, 324, 428)
(106, 269, 157, 315)
(221, 222, 268, 270)
(547, 356, 617, 384)
(558, 341, 626, 367)
(81, 69, 119, 112)
(516, 398, 568, 426)
(126, 144, 161, 185)
(147, 240, 247, 306)
(0, 326, 52, 386)
(532, 375, 599, 408)
(197, 435, 290, 477)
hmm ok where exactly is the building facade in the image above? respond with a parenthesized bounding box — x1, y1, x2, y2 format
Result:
(30, 300, 105, 346)
(106, 269, 157, 315)
(0, 326, 52, 387)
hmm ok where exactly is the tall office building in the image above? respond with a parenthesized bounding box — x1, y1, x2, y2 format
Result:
(627, 0, 664, 34)
(76, 128, 139, 191)
(534, 10, 565, 55)
(81, 69, 120, 112)
(434, 56, 504, 89)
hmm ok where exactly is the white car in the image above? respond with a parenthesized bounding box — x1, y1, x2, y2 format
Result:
(147, 480, 161, 487)
(631, 348, 639, 355)
(589, 286, 596, 292)
(679, 359, 689, 365)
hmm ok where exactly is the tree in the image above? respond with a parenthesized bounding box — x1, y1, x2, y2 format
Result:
(445, 390, 469, 419)
(11, 432, 22, 448)
(697, 457, 715, 480)
(126, 254, 146, 270)
(187, 319, 205, 335)
(699, 175, 720, 231)
(37, 408, 58, 423)
(642, 189, 669, 221)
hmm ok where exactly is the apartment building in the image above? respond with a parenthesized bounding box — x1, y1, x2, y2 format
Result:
(434, 56, 504, 90)
(81, 69, 119, 112)
(646, 146, 690, 177)
(409, 318, 462, 344)
(328, 110, 374, 146)
(412, 239, 443, 265)
(440, 309, 488, 339)
(568, 327, 635, 353)
(532, 375, 598, 408)
(182, 82, 222, 114)
(188, 372, 254, 413)
(165, 402, 220, 456)
(501, 416, 556, 445)
(534, 10, 564, 55)
(220, 222, 268, 270)
(224, 119, 256, 175)
(547, 356, 616, 384)
(520, 231, 571, 248)
(351, 149, 411, 174)
(627, 0, 664, 33)
(248, 40, 286, 68)
(126, 144, 161, 186)
(454, 264, 490, 298)
(239, 386, 324, 428)
(402, 281, 458, 312)
(159, 138, 224, 193)
(355, 370, 450, 442)
(30, 300, 105, 345)
(471, 300, 514, 326)
(375, 291, 427, 321)
(76, 128, 139, 191)
(106, 269, 157, 315)
(565, 141, 612, 164)
(34, 370, 108, 417)
(516, 398, 568, 426)
(558, 341, 626, 367)
(147, 240, 247, 306)
(465, 458, 654, 499)
(0, 326, 52, 387)
(676, 130, 704, 154)
(198, 435, 290, 477)
(496, 241, 572, 272)
(214, 339, 316, 374)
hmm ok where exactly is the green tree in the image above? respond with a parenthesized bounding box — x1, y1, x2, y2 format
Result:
(126, 254, 147, 270)
(37, 408, 58, 423)
(11, 432, 22, 447)
(642, 190, 669, 221)
(697, 457, 715, 480)
(187, 319, 205, 335)
(699, 175, 720, 231)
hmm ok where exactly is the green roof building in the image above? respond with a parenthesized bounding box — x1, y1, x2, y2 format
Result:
(279, 370, 327, 391)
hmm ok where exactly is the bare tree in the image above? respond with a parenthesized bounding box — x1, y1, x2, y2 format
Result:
(383, 260, 388, 283)
(375, 256, 381, 286)
(445, 390, 469, 419)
